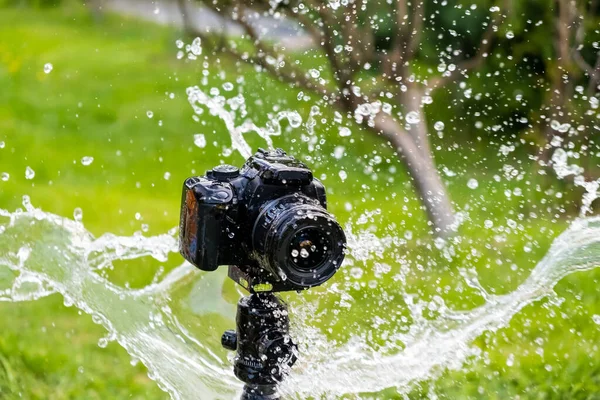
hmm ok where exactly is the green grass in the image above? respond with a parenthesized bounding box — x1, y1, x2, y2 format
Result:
(0, 4, 599, 400)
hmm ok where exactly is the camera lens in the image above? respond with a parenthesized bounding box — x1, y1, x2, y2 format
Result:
(253, 195, 346, 289)
(288, 228, 330, 271)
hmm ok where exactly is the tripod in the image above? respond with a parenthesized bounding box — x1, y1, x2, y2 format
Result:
(221, 292, 298, 400)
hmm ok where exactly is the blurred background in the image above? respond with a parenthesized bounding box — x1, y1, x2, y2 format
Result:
(1, 0, 600, 398)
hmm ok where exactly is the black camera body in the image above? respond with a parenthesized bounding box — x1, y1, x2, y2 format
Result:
(179, 148, 346, 293)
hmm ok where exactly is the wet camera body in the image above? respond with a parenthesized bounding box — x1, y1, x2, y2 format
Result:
(180, 148, 346, 293)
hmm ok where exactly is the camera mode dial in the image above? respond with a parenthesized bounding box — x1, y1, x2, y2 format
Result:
(211, 164, 240, 181)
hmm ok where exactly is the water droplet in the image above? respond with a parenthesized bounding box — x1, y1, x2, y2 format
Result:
(328, 0, 341, 10)
(333, 146, 345, 159)
(222, 82, 234, 91)
(0, 141, 5, 148)
(190, 37, 202, 56)
(434, 121, 445, 131)
(44, 63, 53, 74)
(506, 353, 514, 367)
(147, 110, 154, 119)
(163, 172, 171, 180)
(339, 127, 351, 137)
(467, 178, 479, 189)
(73, 208, 83, 222)
(1, 172, 9, 182)
(406, 111, 420, 124)
(291, 249, 299, 257)
(339, 170, 347, 181)
(81, 156, 94, 166)
(350, 267, 363, 279)
(506, 31, 515, 39)
(286, 112, 302, 128)
(25, 166, 35, 180)
(593, 315, 600, 325)
(175, 39, 184, 49)
(300, 248, 310, 258)
(308, 69, 320, 78)
(193, 134, 206, 148)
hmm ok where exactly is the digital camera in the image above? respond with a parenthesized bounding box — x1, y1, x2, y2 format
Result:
(179, 148, 346, 292)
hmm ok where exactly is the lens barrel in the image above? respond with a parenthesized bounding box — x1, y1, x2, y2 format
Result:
(252, 195, 346, 289)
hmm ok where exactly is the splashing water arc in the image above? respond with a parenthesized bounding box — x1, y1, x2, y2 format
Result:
(1, 194, 600, 398)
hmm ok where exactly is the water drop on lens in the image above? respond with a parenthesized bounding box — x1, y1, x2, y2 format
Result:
(44, 63, 53, 74)
(291, 249, 299, 257)
(147, 111, 154, 119)
(1, 172, 9, 182)
(300, 248, 310, 258)
(467, 178, 479, 189)
(81, 156, 94, 166)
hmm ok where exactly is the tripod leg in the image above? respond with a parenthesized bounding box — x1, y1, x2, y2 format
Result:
(240, 384, 279, 400)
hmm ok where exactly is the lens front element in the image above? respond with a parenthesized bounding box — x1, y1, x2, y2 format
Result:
(253, 195, 346, 289)
(289, 227, 330, 271)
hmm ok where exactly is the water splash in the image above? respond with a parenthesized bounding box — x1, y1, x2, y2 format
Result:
(186, 85, 302, 158)
(0, 197, 239, 399)
(1, 196, 600, 398)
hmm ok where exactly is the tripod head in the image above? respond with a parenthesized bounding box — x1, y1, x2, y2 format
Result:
(221, 292, 297, 399)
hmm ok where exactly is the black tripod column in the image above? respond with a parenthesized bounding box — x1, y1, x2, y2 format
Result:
(222, 293, 298, 400)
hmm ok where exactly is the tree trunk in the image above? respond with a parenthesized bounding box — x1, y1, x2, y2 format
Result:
(404, 83, 433, 159)
(373, 113, 455, 237)
(176, 0, 194, 32)
(86, 0, 104, 22)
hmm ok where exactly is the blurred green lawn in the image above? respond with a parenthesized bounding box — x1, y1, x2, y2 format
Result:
(1, 5, 600, 400)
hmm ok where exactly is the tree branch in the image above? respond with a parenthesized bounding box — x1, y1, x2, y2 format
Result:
(589, 53, 600, 95)
(176, 0, 193, 33)
(308, 1, 347, 84)
(429, 2, 505, 89)
(406, 0, 425, 60)
(182, 2, 331, 98)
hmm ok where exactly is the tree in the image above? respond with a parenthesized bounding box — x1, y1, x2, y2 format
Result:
(177, 0, 509, 237)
